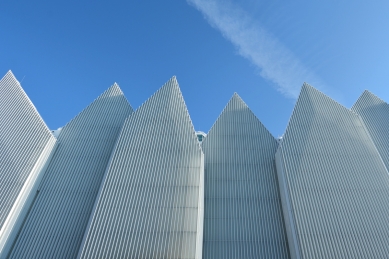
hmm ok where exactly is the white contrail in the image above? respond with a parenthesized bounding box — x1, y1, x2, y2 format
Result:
(187, 0, 324, 98)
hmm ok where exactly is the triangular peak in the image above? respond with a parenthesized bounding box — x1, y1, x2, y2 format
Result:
(134, 76, 180, 111)
(129, 76, 199, 148)
(301, 82, 350, 111)
(0, 70, 51, 134)
(0, 70, 56, 254)
(204, 92, 276, 144)
(231, 92, 248, 106)
(352, 89, 387, 110)
(96, 82, 127, 100)
(360, 89, 384, 100)
(1, 70, 16, 81)
(60, 82, 133, 132)
(201, 93, 287, 257)
(7, 80, 133, 258)
(77, 77, 203, 258)
(225, 92, 249, 110)
(281, 82, 358, 144)
(108, 82, 125, 96)
(275, 86, 389, 259)
(351, 89, 389, 172)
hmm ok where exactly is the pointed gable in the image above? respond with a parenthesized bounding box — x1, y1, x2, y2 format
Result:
(276, 83, 389, 259)
(0, 71, 55, 230)
(352, 90, 389, 170)
(203, 93, 276, 153)
(78, 77, 204, 259)
(9, 83, 133, 259)
(201, 93, 290, 258)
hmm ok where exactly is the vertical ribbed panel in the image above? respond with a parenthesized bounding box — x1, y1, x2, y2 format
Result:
(202, 94, 290, 259)
(78, 77, 203, 259)
(276, 83, 389, 259)
(0, 71, 54, 230)
(9, 84, 133, 259)
(352, 91, 389, 171)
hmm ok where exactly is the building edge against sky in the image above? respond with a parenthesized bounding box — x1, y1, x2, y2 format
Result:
(8, 84, 133, 258)
(352, 91, 389, 173)
(77, 77, 204, 258)
(201, 93, 290, 258)
(0, 71, 57, 257)
(275, 83, 389, 259)
(1, 70, 389, 258)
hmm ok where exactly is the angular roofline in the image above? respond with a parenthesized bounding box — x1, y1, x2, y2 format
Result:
(281, 82, 361, 145)
(204, 92, 277, 143)
(1, 70, 53, 137)
(60, 82, 133, 129)
(352, 89, 388, 110)
(128, 76, 202, 151)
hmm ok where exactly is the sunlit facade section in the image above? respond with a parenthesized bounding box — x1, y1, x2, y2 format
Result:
(78, 77, 204, 259)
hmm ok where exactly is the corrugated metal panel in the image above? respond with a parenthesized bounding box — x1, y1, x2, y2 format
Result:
(201, 93, 290, 259)
(78, 77, 204, 259)
(0, 70, 54, 230)
(8, 83, 133, 259)
(276, 83, 389, 259)
(352, 91, 389, 171)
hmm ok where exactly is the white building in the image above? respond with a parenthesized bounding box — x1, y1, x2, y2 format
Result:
(1, 71, 389, 259)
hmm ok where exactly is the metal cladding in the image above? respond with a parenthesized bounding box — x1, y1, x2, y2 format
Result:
(0, 71, 56, 256)
(201, 94, 290, 259)
(4, 68, 389, 259)
(275, 83, 389, 259)
(8, 84, 133, 259)
(352, 90, 389, 171)
(78, 77, 204, 259)
(0, 71, 54, 229)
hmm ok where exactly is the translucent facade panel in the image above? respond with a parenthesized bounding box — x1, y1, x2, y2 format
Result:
(9, 84, 133, 258)
(276, 84, 389, 259)
(352, 90, 389, 171)
(78, 77, 203, 259)
(0, 71, 54, 230)
(202, 94, 290, 259)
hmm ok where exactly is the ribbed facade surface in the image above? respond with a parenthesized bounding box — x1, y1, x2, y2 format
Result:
(275, 83, 389, 259)
(78, 77, 204, 259)
(0, 71, 54, 230)
(352, 90, 389, 170)
(8, 84, 133, 258)
(202, 94, 290, 259)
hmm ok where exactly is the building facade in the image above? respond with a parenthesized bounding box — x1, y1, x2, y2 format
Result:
(8, 84, 133, 258)
(1, 71, 389, 259)
(202, 94, 289, 258)
(275, 84, 389, 259)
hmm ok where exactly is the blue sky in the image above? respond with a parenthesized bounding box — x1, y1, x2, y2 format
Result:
(2, 1, 389, 137)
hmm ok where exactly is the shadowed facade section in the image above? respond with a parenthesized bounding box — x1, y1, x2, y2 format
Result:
(276, 83, 389, 259)
(78, 77, 204, 259)
(202, 93, 290, 258)
(8, 84, 133, 259)
(352, 90, 389, 171)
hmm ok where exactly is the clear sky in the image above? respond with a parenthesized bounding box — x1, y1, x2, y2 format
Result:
(2, 1, 389, 137)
